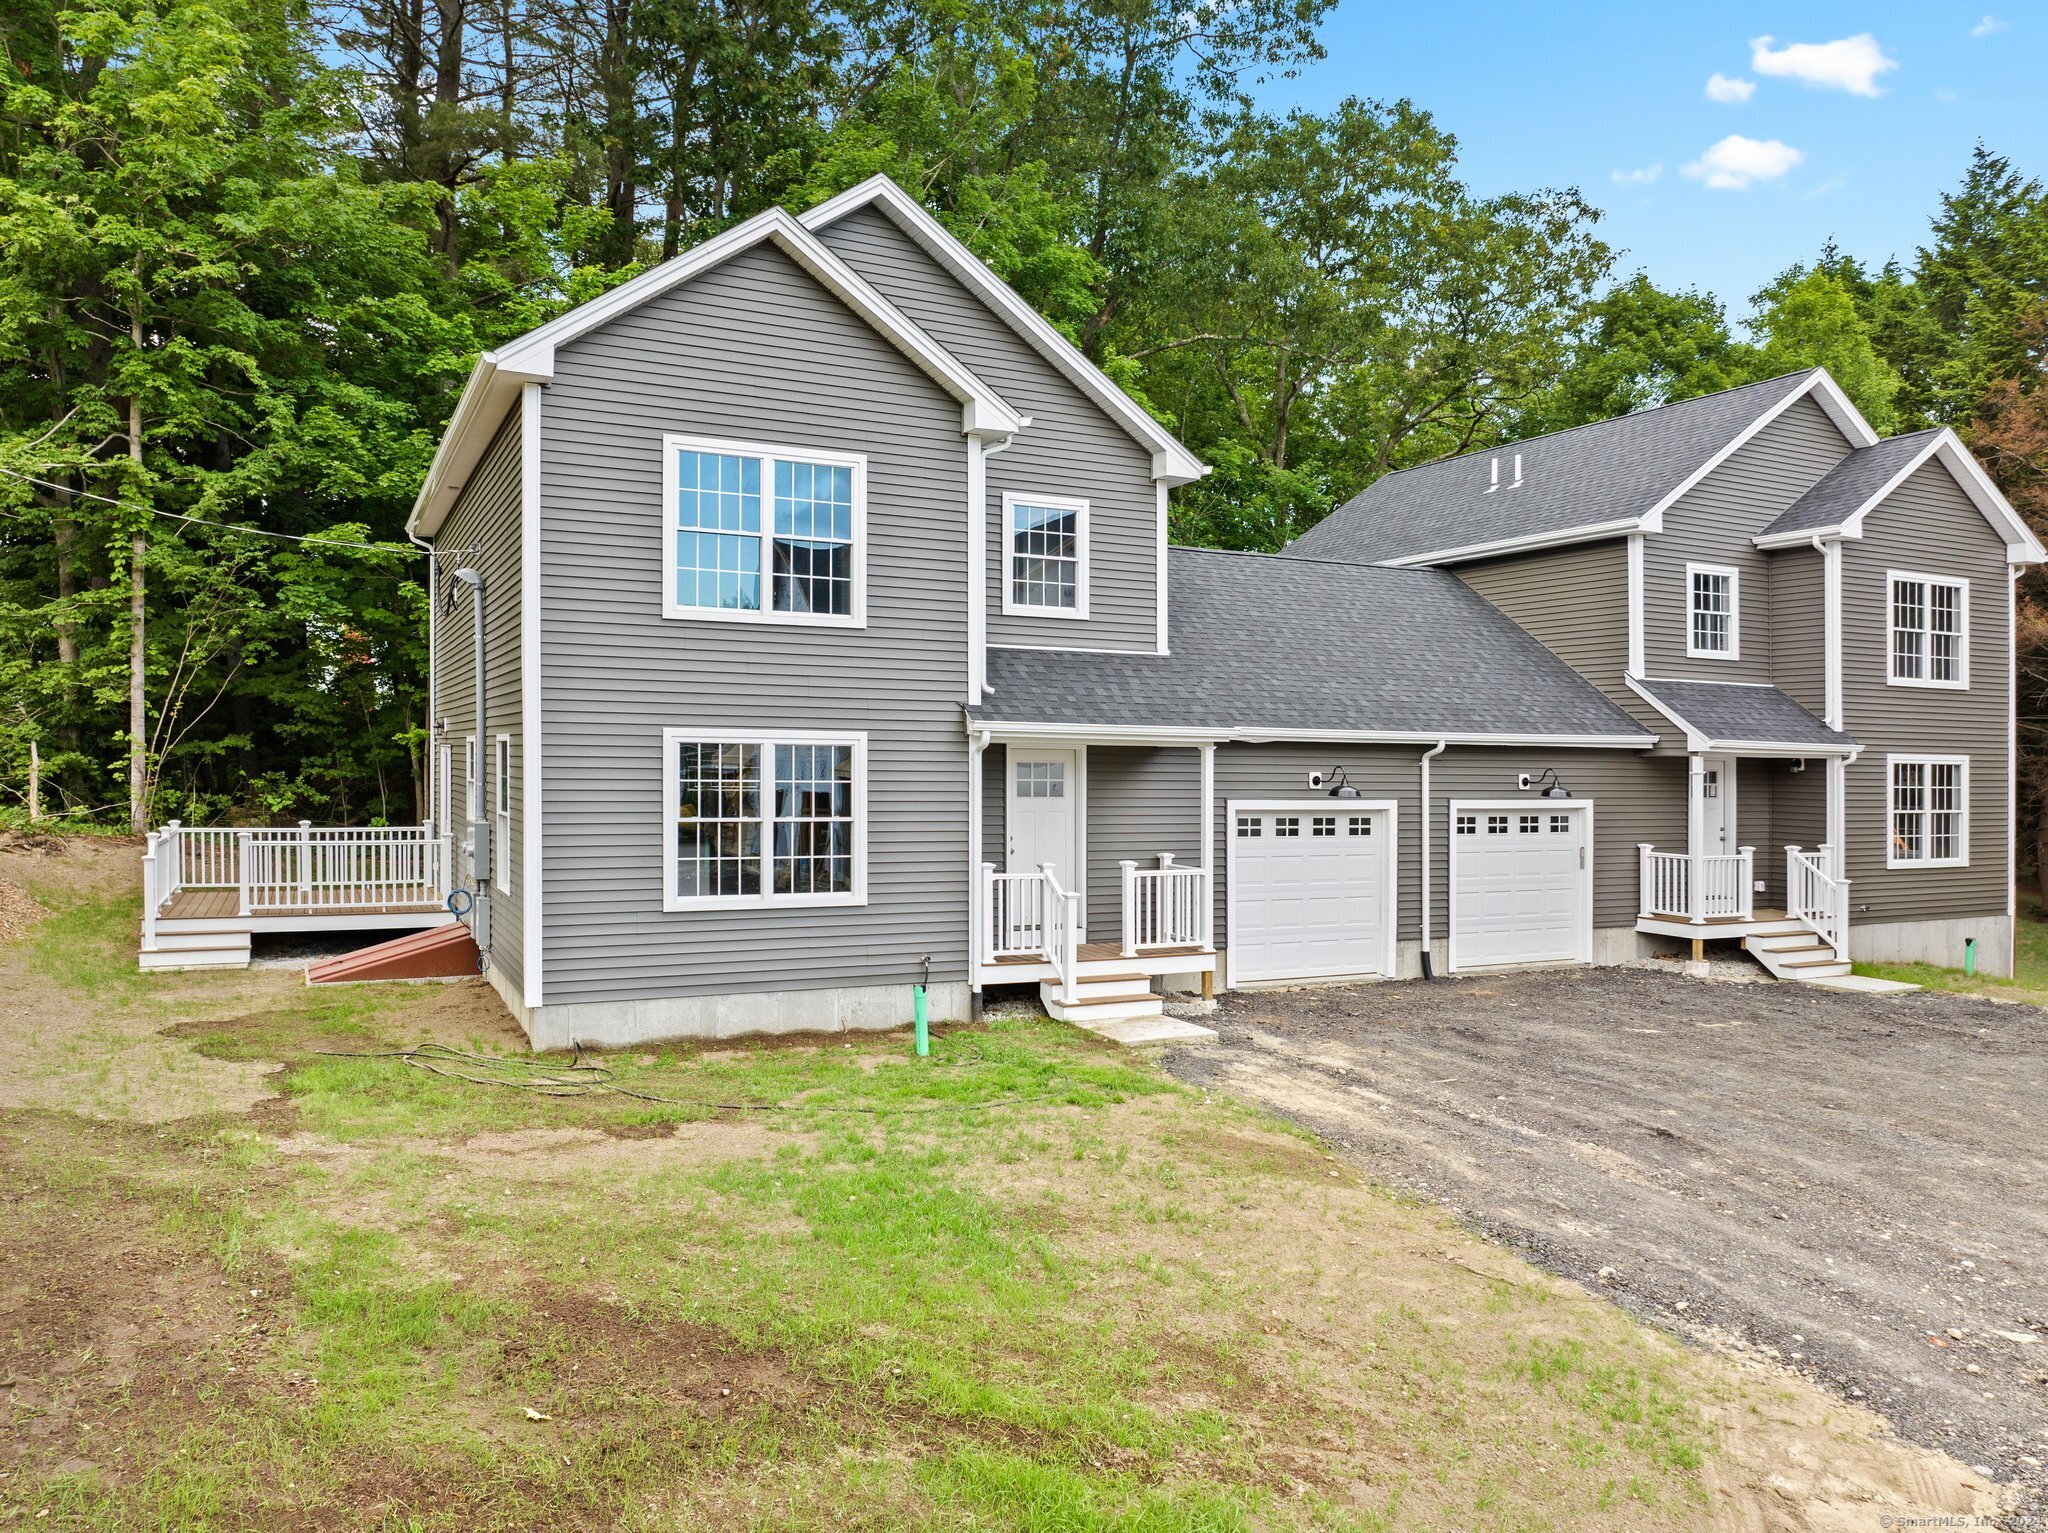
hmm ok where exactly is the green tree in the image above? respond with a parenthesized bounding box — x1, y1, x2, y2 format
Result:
(1534, 275, 1753, 432)
(1745, 264, 1905, 434)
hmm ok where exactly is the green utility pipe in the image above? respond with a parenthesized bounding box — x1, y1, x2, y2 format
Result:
(1965, 937, 1977, 977)
(913, 985, 930, 1056)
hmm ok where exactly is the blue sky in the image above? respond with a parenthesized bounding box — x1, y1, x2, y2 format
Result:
(1252, 3, 2048, 321)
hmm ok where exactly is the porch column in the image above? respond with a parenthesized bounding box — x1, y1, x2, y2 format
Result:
(1686, 754, 1707, 924)
(1198, 743, 1215, 950)
(1825, 756, 1848, 882)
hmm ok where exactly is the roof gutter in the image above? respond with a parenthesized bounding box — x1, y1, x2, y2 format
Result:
(966, 720, 1655, 750)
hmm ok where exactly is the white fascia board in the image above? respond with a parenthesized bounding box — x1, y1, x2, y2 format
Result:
(1752, 428, 2048, 563)
(799, 176, 1208, 487)
(1376, 517, 1641, 568)
(1624, 675, 1708, 752)
(407, 353, 548, 539)
(969, 719, 1656, 750)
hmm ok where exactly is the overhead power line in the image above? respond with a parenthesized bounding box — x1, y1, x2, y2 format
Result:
(0, 466, 424, 556)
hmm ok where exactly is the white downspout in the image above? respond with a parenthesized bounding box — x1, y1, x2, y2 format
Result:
(967, 725, 988, 1012)
(1419, 740, 1448, 977)
(968, 431, 1022, 705)
(1817, 533, 1847, 883)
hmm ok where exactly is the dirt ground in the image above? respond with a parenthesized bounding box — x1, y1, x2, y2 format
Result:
(1162, 967, 2048, 1520)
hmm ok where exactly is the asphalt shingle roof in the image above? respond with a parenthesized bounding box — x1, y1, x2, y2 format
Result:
(1632, 677, 1852, 750)
(1287, 371, 1821, 565)
(1758, 428, 1941, 538)
(973, 548, 1652, 741)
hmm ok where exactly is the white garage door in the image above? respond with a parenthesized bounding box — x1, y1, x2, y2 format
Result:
(1229, 806, 1392, 984)
(1449, 804, 1589, 971)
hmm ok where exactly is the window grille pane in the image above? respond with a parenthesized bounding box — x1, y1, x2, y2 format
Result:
(1236, 815, 1261, 837)
(1550, 814, 1570, 834)
(772, 743, 854, 895)
(677, 742, 761, 896)
(1312, 815, 1336, 836)
(1486, 815, 1508, 835)
(1017, 762, 1064, 799)
(1929, 761, 1962, 861)
(1011, 502, 1079, 609)
(1519, 814, 1540, 833)
(1274, 816, 1300, 837)
(1455, 814, 1477, 835)
(1892, 579, 1925, 679)
(1347, 816, 1372, 835)
(771, 538, 853, 616)
(674, 451, 762, 613)
(769, 458, 854, 615)
(1928, 582, 1962, 682)
(1891, 760, 1925, 861)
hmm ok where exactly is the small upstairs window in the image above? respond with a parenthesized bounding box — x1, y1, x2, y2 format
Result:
(1686, 564, 1739, 659)
(1003, 494, 1089, 618)
(1889, 572, 1967, 688)
(665, 435, 865, 626)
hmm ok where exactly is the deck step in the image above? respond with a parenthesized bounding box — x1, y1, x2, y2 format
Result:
(153, 917, 255, 936)
(147, 930, 254, 953)
(1041, 977, 1164, 1026)
(139, 947, 251, 971)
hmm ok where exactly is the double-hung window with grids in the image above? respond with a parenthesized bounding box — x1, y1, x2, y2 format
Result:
(663, 730, 868, 910)
(664, 435, 865, 626)
(1002, 493, 1089, 618)
(1888, 572, 1967, 688)
(1685, 564, 1739, 659)
(1887, 756, 1968, 868)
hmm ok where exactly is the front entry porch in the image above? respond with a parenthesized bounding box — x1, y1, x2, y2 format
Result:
(1633, 749, 1856, 984)
(969, 731, 1220, 1037)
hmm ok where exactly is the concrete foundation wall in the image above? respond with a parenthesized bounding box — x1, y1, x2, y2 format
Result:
(525, 981, 972, 1051)
(1850, 915, 2012, 978)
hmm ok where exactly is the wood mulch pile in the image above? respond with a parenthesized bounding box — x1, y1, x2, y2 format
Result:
(0, 876, 43, 942)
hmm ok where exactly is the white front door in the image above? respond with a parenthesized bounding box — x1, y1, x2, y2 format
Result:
(1007, 747, 1079, 893)
(1699, 754, 1736, 855)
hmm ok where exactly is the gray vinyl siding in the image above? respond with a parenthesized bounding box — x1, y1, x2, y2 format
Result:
(1452, 537, 1669, 738)
(811, 204, 1163, 653)
(1642, 394, 1854, 680)
(1083, 747, 1204, 941)
(1768, 549, 1827, 716)
(1755, 759, 1828, 908)
(433, 409, 524, 997)
(535, 241, 973, 1006)
(1839, 459, 2011, 924)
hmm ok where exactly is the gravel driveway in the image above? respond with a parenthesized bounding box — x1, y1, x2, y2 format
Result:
(1161, 968, 2048, 1516)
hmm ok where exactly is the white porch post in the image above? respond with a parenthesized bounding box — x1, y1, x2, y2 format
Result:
(1825, 758, 1848, 881)
(1686, 753, 1706, 924)
(140, 832, 160, 951)
(1198, 742, 1215, 950)
(1119, 860, 1138, 957)
(1737, 846, 1755, 920)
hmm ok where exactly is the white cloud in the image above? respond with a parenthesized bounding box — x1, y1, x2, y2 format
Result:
(1804, 174, 1849, 199)
(1683, 135, 1805, 190)
(1610, 163, 1663, 185)
(1749, 33, 1899, 96)
(1970, 15, 2007, 36)
(1705, 73, 1756, 103)
(1935, 86, 1961, 103)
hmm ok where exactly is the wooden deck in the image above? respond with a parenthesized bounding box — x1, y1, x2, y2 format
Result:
(991, 942, 1209, 968)
(162, 888, 449, 922)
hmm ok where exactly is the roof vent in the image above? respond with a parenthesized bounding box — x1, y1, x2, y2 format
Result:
(1484, 453, 1525, 494)
(1485, 457, 1499, 494)
(1511, 452, 1523, 488)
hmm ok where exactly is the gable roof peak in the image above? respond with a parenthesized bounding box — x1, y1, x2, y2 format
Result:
(799, 175, 1208, 486)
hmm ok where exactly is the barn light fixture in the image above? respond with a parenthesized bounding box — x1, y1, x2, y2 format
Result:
(1307, 766, 1362, 799)
(1519, 768, 1573, 800)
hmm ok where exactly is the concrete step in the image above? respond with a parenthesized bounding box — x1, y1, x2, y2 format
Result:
(1081, 1016, 1218, 1046)
(1785, 963, 1853, 980)
(139, 947, 251, 971)
(1801, 973, 1921, 995)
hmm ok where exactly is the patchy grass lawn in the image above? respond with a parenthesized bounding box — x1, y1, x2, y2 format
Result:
(1856, 894, 2048, 1004)
(0, 837, 2005, 1530)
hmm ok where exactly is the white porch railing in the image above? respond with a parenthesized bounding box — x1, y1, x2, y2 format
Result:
(1638, 845, 1755, 923)
(1119, 854, 1211, 957)
(142, 821, 450, 937)
(1041, 865, 1080, 1004)
(984, 866, 1055, 962)
(1786, 845, 1850, 957)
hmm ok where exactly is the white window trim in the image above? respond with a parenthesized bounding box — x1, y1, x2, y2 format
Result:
(463, 736, 478, 824)
(1684, 562, 1741, 661)
(1885, 753, 1970, 870)
(493, 734, 512, 893)
(1000, 491, 1090, 620)
(1885, 569, 1969, 690)
(660, 728, 869, 911)
(661, 432, 868, 629)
